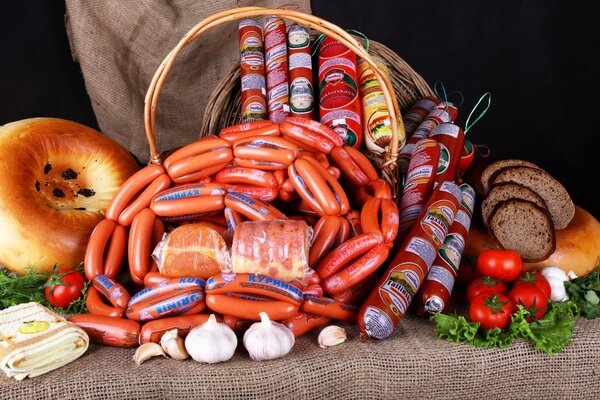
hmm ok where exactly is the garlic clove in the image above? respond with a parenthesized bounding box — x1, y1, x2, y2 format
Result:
(160, 329, 189, 360)
(243, 312, 295, 361)
(318, 325, 347, 348)
(133, 342, 167, 365)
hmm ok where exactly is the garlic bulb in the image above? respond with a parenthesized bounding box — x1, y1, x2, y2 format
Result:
(540, 266, 570, 302)
(243, 312, 295, 361)
(318, 325, 347, 348)
(185, 314, 237, 363)
(133, 342, 166, 365)
(160, 329, 189, 360)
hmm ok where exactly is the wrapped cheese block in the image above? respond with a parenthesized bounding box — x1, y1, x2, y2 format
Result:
(153, 224, 231, 278)
(231, 220, 311, 284)
(0, 302, 89, 380)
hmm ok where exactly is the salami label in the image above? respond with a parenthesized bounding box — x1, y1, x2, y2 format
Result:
(264, 16, 289, 123)
(363, 306, 394, 340)
(289, 77, 314, 114)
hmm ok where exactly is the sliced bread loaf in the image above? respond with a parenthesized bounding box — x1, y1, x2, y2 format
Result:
(488, 199, 556, 262)
(480, 159, 541, 195)
(481, 182, 548, 227)
(490, 166, 575, 229)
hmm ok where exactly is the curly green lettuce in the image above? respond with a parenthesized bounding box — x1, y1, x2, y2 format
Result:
(564, 259, 600, 319)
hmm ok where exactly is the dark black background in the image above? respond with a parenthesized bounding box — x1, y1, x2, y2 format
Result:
(1, 1, 598, 217)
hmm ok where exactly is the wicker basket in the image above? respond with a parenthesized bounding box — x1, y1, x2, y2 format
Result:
(143, 6, 433, 198)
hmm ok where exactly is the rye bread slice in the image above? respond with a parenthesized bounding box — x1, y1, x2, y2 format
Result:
(480, 159, 541, 196)
(490, 166, 575, 229)
(488, 199, 556, 262)
(481, 182, 548, 227)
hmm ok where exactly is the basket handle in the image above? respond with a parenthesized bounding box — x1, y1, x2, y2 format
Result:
(144, 6, 405, 192)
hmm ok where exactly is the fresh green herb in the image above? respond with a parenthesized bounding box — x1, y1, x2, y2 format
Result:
(564, 258, 600, 319)
(0, 265, 89, 314)
(432, 301, 579, 355)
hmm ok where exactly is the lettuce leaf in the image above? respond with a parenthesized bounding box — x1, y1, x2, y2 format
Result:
(432, 301, 579, 355)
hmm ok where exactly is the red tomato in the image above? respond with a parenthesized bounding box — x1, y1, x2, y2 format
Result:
(466, 276, 507, 302)
(508, 285, 548, 321)
(456, 256, 483, 288)
(469, 292, 513, 330)
(43, 267, 86, 308)
(512, 271, 551, 299)
(476, 248, 522, 282)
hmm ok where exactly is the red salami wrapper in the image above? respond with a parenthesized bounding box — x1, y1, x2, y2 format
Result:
(239, 19, 267, 122)
(264, 16, 290, 123)
(318, 37, 363, 148)
(287, 24, 314, 119)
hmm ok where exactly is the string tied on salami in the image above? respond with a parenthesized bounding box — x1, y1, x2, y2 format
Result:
(464, 92, 492, 134)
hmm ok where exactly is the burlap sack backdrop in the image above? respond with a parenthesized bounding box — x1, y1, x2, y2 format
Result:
(64, 0, 312, 162)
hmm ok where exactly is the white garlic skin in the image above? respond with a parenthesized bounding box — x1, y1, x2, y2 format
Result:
(243, 312, 295, 361)
(133, 342, 166, 365)
(160, 329, 189, 360)
(185, 314, 237, 363)
(318, 325, 347, 348)
(540, 266, 570, 302)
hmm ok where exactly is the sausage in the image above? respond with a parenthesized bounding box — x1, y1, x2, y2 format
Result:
(355, 178, 393, 206)
(360, 197, 399, 246)
(151, 195, 225, 220)
(152, 183, 227, 202)
(320, 244, 389, 295)
(287, 24, 314, 119)
(318, 37, 363, 148)
(163, 137, 232, 179)
(300, 295, 358, 323)
(67, 314, 140, 348)
(206, 293, 299, 321)
(224, 185, 278, 202)
(402, 97, 439, 139)
(309, 216, 350, 268)
(219, 122, 279, 143)
(430, 123, 465, 186)
(264, 16, 290, 123)
(125, 287, 206, 322)
(84, 219, 116, 281)
(282, 312, 330, 336)
(214, 167, 279, 188)
(283, 117, 343, 147)
(92, 274, 131, 309)
(316, 232, 383, 279)
(397, 102, 458, 174)
(397, 138, 440, 241)
(205, 273, 303, 305)
(103, 224, 127, 278)
(143, 271, 170, 286)
(330, 146, 370, 187)
(86, 287, 125, 318)
(279, 121, 336, 154)
(345, 210, 363, 237)
(105, 165, 164, 222)
(238, 19, 267, 122)
(128, 208, 158, 285)
(344, 146, 379, 181)
(139, 314, 219, 344)
(224, 192, 286, 221)
(298, 155, 349, 216)
(303, 283, 324, 297)
(170, 162, 231, 185)
(333, 272, 379, 305)
(233, 136, 299, 170)
(224, 206, 245, 231)
(128, 277, 206, 307)
(117, 174, 171, 227)
(220, 315, 252, 333)
(358, 181, 463, 340)
(414, 183, 476, 316)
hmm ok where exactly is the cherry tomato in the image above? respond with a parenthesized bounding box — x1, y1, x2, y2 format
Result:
(43, 267, 86, 308)
(512, 271, 551, 300)
(476, 248, 522, 282)
(508, 285, 548, 321)
(466, 276, 507, 302)
(456, 256, 482, 288)
(469, 292, 513, 330)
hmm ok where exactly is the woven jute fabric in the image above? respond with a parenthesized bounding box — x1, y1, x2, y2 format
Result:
(64, 0, 312, 162)
(2, 314, 599, 399)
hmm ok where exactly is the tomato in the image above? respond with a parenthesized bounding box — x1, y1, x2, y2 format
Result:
(466, 276, 507, 302)
(456, 256, 482, 288)
(476, 248, 522, 282)
(469, 292, 513, 330)
(43, 267, 86, 308)
(508, 285, 548, 321)
(512, 271, 551, 299)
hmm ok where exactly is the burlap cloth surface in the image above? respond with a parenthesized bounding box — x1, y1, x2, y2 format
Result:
(64, 0, 312, 163)
(1, 313, 599, 400)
